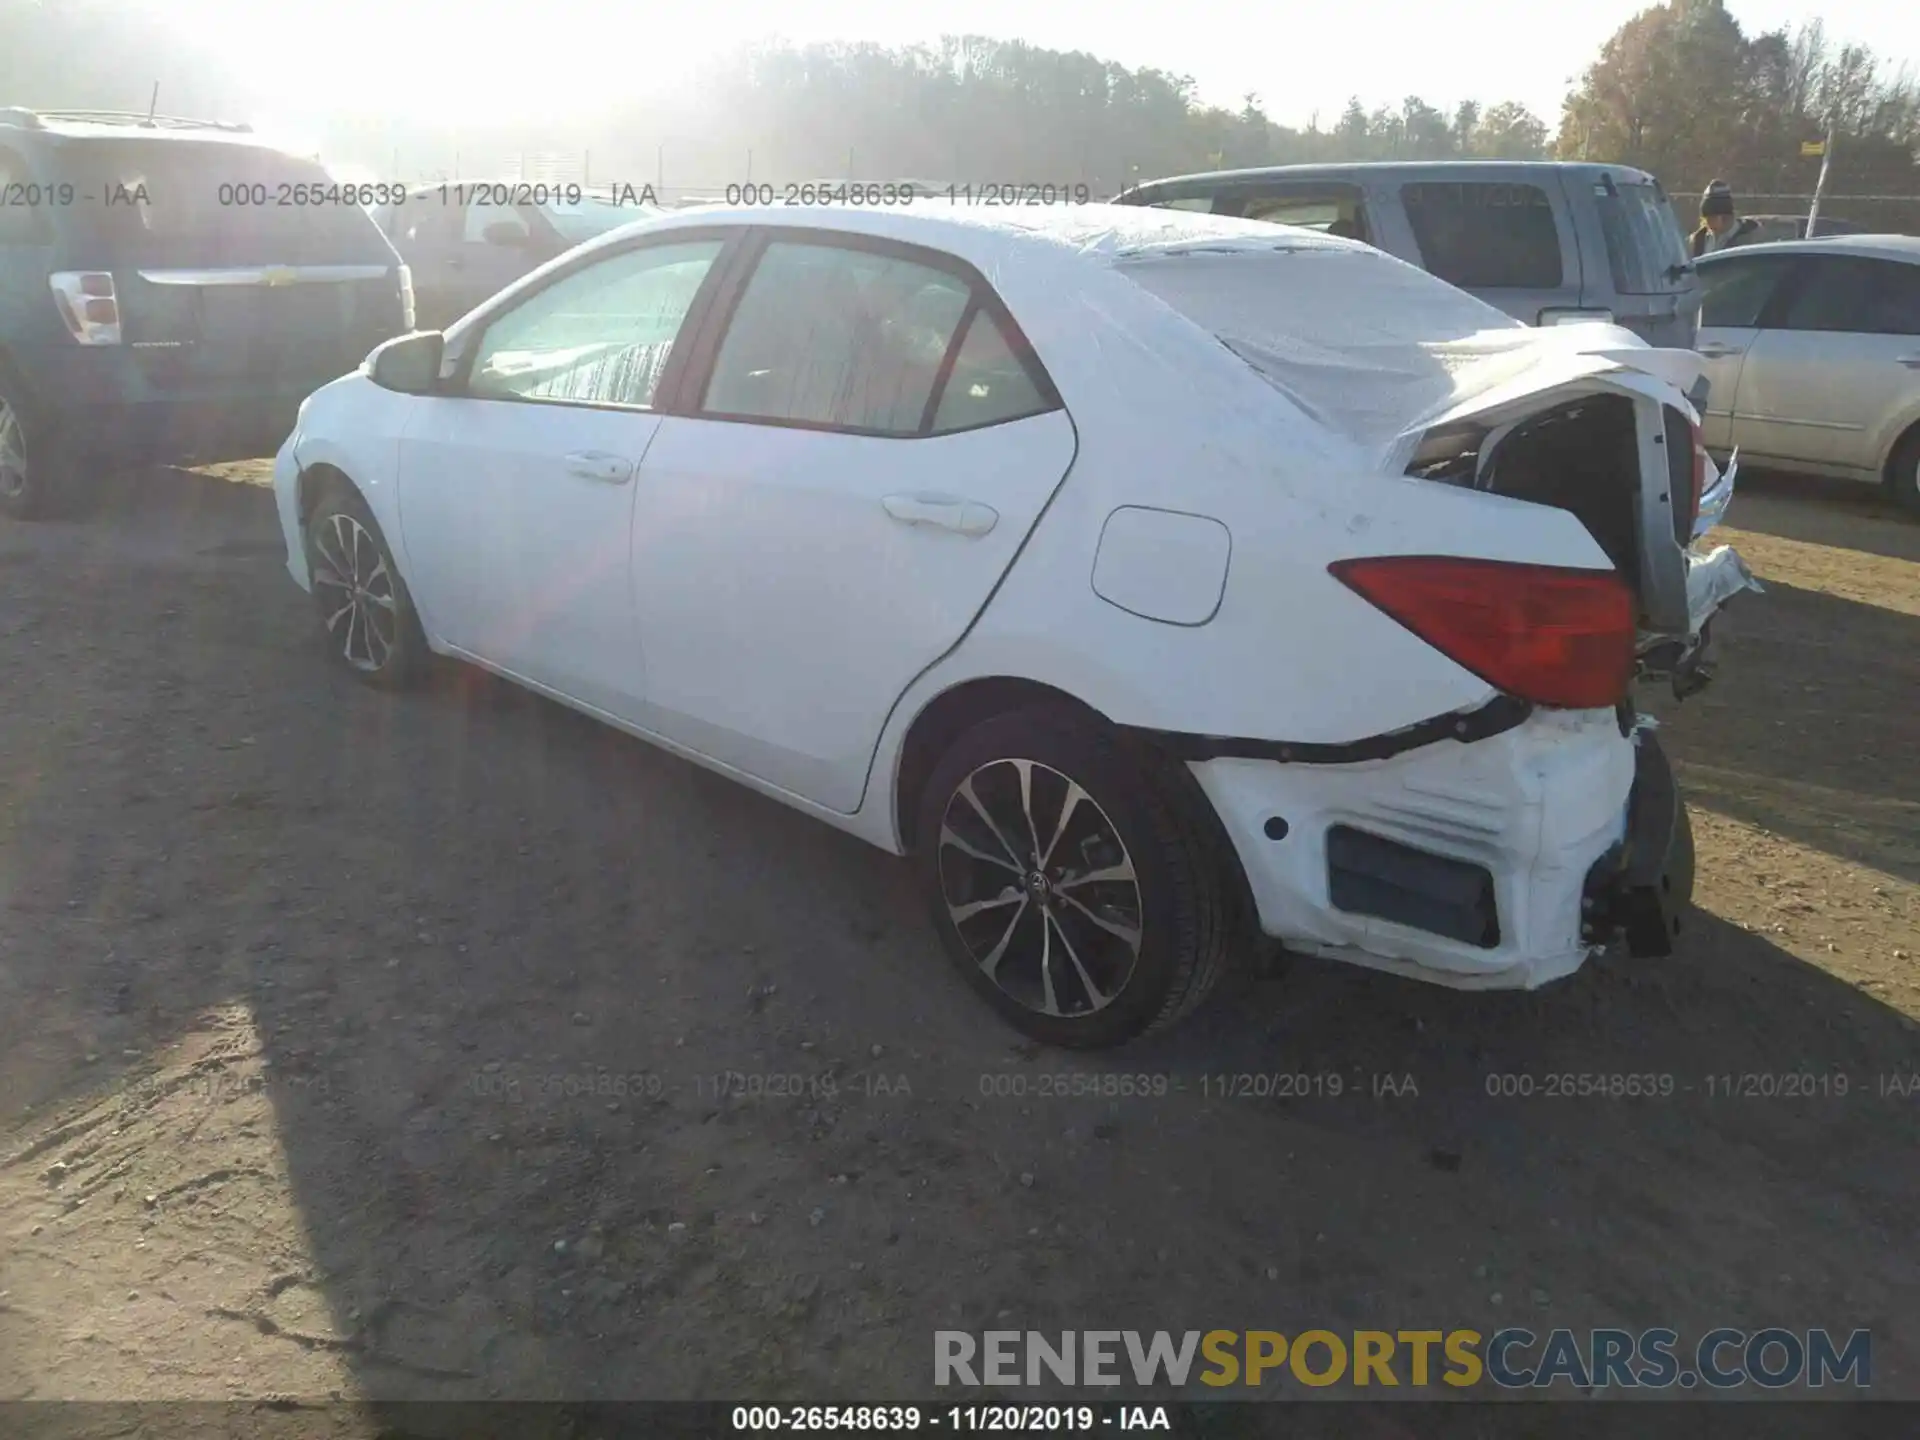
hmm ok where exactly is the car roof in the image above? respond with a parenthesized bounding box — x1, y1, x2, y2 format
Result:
(1698, 233, 1920, 263)
(1121, 159, 1661, 190)
(576, 199, 1369, 268)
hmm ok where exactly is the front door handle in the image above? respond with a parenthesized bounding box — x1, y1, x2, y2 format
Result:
(564, 450, 633, 484)
(1696, 343, 1739, 358)
(882, 493, 998, 537)
(1898, 355, 1920, 370)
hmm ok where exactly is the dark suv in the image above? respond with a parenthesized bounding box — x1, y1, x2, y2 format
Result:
(0, 108, 414, 518)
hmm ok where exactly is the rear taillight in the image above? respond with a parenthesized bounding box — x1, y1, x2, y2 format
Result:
(49, 271, 122, 345)
(1330, 556, 1635, 710)
(396, 264, 416, 330)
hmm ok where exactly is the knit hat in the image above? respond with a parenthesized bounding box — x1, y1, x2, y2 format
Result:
(1701, 180, 1735, 218)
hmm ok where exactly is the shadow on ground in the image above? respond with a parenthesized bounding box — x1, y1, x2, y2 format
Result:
(2, 469, 1915, 1406)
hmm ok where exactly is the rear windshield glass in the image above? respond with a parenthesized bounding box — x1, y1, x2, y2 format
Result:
(50, 139, 388, 260)
(1596, 179, 1690, 294)
(1402, 181, 1563, 290)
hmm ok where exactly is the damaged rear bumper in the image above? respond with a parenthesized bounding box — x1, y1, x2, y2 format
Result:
(1582, 725, 1694, 958)
(1187, 709, 1639, 990)
(1187, 709, 1697, 990)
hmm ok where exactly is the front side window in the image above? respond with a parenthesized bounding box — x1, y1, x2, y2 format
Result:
(1698, 253, 1799, 328)
(703, 241, 974, 434)
(467, 238, 724, 409)
(1596, 179, 1690, 294)
(1402, 181, 1562, 289)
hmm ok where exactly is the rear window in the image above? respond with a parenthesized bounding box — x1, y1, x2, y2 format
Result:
(1402, 181, 1562, 290)
(49, 139, 389, 261)
(1595, 179, 1690, 294)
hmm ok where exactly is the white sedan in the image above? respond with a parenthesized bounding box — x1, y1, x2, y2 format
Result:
(272, 202, 1754, 1047)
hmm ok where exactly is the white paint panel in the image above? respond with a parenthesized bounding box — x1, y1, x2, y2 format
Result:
(1090, 506, 1231, 626)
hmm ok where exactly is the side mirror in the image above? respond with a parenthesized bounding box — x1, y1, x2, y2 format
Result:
(367, 331, 445, 395)
(482, 220, 530, 248)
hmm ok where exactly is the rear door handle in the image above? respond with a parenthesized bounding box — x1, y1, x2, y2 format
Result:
(564, 450, 633, 484)
(882, 493, 998, 537)
(1898, 355, 1920, 369)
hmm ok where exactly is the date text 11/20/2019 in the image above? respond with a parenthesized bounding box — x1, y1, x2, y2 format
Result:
(730, 1404, 1170, 1431)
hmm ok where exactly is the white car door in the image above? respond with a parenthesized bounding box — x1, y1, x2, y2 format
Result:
(1692, 249, 1800, 451)
(627, 234, 1077, 814)
(1733, 253, 1920, 473)
(395, 235, 731, 717)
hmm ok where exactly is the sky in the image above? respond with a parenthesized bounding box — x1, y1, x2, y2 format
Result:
(144, 0, 1917, 134)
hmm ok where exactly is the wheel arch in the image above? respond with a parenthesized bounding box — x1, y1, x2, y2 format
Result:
(893, 677, 1104, 855)
(296, 460, 360, 525)
(890, 674, 1260, 948)
(1882, 412, 1920, 484)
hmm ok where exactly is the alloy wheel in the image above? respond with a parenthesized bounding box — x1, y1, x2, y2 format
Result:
(935, 758, 1144, 1017)
(310, 511, 399, 672)
(0, 398, 27, 504)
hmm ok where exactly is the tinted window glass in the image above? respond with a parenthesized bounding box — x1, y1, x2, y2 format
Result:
(704, 241, 973, 434)
(1780, 256, 1920, 336)
(1402, 182, 1562, 289)
(1596, 179, 1689, 294)
(1235, 188, 1371, 241)
(1148, 196, 1214, 213)
(1698, 253, 1798, 328)
(930, 308, 1050, 433)
(52, 140, 382, 259)
(0, 145, 50, 244)
(469, 239, 722, 408)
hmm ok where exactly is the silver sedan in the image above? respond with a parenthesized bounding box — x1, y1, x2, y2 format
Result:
(1694, 234, 1920, 514)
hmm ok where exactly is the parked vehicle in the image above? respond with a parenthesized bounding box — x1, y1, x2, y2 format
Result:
(1743, 214, 1869, 245)
(374, 182, 661, 329)
(0, 107, 412, 519)
(1695, 235, 1920, 512)
(272, 205, 1753, 1047)
(1113, 161, 1702, 349)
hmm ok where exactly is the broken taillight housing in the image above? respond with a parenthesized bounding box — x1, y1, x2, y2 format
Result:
(1330, 555, 1635, 710)
(50, 271, 122, 345)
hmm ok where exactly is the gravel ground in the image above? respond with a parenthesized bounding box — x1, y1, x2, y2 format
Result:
(0, 463, 1915, 1414)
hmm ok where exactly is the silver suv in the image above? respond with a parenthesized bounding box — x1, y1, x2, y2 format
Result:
(1114, 161, 1702, 350)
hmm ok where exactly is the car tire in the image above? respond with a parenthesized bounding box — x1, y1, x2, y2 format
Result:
(913, 705, 1236, 1048)
(302, 484, 428, 688)
(0, 380, 72, 522)
(1885, 427, 1920, 518)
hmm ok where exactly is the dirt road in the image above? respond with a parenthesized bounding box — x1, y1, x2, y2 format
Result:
(1, 465, 1915, 1408)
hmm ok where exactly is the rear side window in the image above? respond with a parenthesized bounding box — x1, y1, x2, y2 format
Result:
(931, 308, 1050, 433)
(1698, 253, 1798, 327)
(704, 241, 974, 434)
(1402, 181, 1562, 289)
(1779, 256, 1920, 336)
(1595, 179, 1690, 294)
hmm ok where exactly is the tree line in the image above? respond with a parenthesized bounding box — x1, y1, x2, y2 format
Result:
(2, 0, 1916, 205)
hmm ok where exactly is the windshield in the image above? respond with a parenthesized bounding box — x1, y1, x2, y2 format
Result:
(1596, 179, 1691, 294)
(541, 197, 659, 243)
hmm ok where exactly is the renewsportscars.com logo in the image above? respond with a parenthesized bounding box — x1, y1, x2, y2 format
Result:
(934, 1328, 1871, 1390)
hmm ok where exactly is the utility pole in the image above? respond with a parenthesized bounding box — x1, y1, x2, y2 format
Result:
(1805, 117, 1836, 237)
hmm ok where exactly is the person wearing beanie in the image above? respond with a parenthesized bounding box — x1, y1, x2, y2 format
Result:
(1690, 180, 1759, 258)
